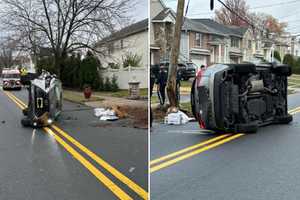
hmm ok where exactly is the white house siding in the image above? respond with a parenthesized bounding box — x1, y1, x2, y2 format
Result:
(100, 30, 148, 89)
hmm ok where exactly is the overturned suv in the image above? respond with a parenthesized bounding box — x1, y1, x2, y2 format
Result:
(21, 71, 62, 127)
(191, 63, 293, 133)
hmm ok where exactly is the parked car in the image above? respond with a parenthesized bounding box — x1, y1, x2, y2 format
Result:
(179, 62, 197, 81)
(1, 68, 22, 90)
(191, 63, 293, 133)
(159, 62, 197, 81)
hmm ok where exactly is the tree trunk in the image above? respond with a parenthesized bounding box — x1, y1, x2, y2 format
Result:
(166, 0, 185, 112)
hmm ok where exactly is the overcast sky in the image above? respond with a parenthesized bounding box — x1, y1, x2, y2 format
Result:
(133, 0, 148, 21)
(163, 0, 300, 35)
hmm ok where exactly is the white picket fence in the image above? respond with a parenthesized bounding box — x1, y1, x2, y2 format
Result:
(100, 66, 148, 89)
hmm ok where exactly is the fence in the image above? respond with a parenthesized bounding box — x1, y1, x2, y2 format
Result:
(100, 66, 148, 89)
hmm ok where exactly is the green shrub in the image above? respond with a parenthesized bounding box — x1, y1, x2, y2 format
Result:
(111, 75, 119, 92)
(79, 50, 101, 89)
(283, 54, 296, 73)
(122, 52, 142, 68)
(274, 51, 281, 62)
(294, 57, 300, 74)
(104, 77, 111, 91)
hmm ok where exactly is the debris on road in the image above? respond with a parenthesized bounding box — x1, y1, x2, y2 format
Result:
(164, 110, 193, 125)
(94, 108, 119, 121)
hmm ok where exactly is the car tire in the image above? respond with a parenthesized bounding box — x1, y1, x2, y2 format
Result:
(21, 118, 31, 127)
(235, 122, 258, 133)
(272, 64, 291, 76)
(275, 114, 293, 124)
(22, 108, 28, 116)
(233, 64, 256, 74)
(191, 79, 197, 118)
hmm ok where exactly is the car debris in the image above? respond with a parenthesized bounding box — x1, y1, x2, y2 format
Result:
(94, 108, 119, 121)
(164, 110, 192, 125)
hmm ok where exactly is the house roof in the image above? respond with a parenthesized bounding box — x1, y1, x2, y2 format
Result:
(152, 9, 248, 37)
(152, 8, 225, 36)
(98, 18, 148, 44)
(191, 19, 248, 38)
(152, 8, 174, 21)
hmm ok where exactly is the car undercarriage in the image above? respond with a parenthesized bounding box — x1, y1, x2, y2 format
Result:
(191, 63, 293, 133)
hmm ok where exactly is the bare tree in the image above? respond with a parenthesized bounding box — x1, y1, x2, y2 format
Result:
(0, 37, 23, 68)
(215, 0, 249, 27)
(0, 0, 134, 78)
(167, 0, 185, 111)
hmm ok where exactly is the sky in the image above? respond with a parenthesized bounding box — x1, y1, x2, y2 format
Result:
(163, 0, 300, 35)
(133, 0, 148, 21)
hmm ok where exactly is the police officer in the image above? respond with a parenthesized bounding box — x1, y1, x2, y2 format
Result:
(157, 65, 168, 105)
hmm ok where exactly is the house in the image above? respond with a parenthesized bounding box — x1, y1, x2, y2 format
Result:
(150, 3, 266, 67)
(96, 19, 148, 89)
(150, 0, 167, 65)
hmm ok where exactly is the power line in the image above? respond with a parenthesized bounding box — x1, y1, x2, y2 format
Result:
(250, 0, 300, 10)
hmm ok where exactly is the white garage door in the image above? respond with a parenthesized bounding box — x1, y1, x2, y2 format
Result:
(191, 55, 207, 69)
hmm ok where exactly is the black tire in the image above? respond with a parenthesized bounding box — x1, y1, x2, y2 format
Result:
(272, 64, 291, 76)
(275, 114, 293, 124)
(232, 64, 256, 74)
(21, 118, 31, 127)
(191, 79, 197, 118)
(235, 122, 258, 133)
(22, 108, 28, 116)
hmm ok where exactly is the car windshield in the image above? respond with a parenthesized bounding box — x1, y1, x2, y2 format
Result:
(187, 63, 196, 69)
(2, 73, 20, 79)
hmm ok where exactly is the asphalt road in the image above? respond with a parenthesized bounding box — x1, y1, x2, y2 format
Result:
(0, 88, 148, 200)
(150, 92, 300, 200)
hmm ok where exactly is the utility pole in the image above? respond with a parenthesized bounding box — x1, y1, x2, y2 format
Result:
(166, 0, 185, 111)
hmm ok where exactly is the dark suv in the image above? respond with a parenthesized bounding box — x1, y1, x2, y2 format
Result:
(159, 62, 197, 81)
(191, 63, 293, 133)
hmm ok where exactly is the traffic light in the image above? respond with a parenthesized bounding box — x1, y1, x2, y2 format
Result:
(210, 0, 214, 10)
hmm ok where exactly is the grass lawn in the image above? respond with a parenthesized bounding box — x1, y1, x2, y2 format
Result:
(94, 88, 148, 98)
(179, 102, 192, 115)
(151, 95, 159, 104)
(63, 90, 104, 104)
(288, 79, 300, 85)
(180, 80, 192, 88)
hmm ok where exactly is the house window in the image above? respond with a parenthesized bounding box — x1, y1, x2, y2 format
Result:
(248, 40, 252, 49)
(231, 37, 239, 48)
(120, 40, 123, 49)
(195, 33, 202, 47)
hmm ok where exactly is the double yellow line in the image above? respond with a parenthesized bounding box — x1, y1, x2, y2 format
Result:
(150, 106, 300, 173)
(3, 91, 148, 200)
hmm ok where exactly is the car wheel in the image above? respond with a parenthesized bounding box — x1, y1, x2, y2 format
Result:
(233, 64, 256, 74)
(191, 79, 197, 118)
(272, 64, 291, 76)
(275, 114, 293, 124)
(235, 122, 258, 133)
(22, 108, 28, 116)
(21, 118, 31, 127)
